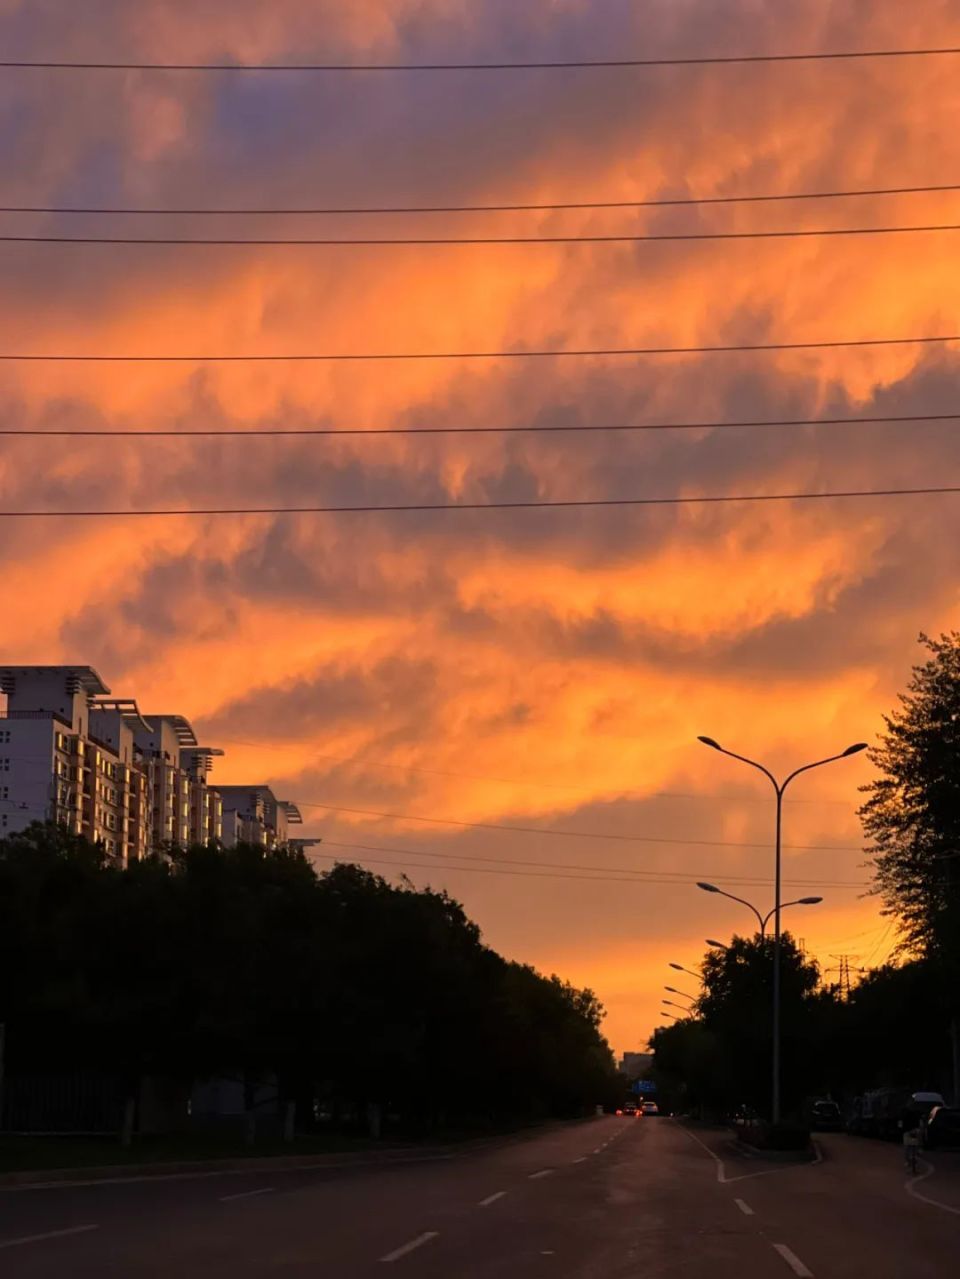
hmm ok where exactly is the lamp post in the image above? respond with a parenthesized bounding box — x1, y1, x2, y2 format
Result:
(695, 882, 823, 939)
(664, 985, 696, 1002)
(696, 736, 866, 1123)
(662, 999, 688, 1013)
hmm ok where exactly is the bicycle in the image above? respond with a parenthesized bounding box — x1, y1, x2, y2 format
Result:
(903, 1132, 922, 1175)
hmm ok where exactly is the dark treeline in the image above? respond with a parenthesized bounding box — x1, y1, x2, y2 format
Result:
(651, 934, 954, 1121)
(0, 825, 618, 1136)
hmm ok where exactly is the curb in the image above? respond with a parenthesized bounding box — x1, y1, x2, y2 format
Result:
(0, 1146, 450, 1189)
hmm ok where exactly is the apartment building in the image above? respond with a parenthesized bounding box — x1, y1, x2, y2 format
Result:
(217, 785, 303, 848)
(1, 666, 227, 861)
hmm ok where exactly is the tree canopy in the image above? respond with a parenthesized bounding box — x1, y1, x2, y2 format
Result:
(0, 825, 619, 1132)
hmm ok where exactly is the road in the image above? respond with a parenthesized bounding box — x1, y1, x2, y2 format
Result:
(0, 1116, 958, 1276)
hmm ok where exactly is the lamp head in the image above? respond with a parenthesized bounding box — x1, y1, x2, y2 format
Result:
(798, 896, 823, 905)
(668, 962, 684, 971)
(697, 881, 720, 893)
(842, 742, 868, 757)
(697, 736, 722, 751)
(705, 938, 727, 948)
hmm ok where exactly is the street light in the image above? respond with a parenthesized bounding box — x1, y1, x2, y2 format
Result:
(664, 986, 696, 1002)
(696, 735, 866, 1123)
(696, 882, 823, 939)
(662, 999, 688, 1012)
(660, 1011, 678, 1021)
(668, 962, 701, 980)
(705, 938, 729, 950)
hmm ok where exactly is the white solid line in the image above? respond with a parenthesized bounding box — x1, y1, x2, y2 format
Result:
(478, 1191, 507, 1206)
(528, 1168, 554, 1179)
(0, 1223, 99, 1251)
(906, 1159, 960, 1216)
(772, 1242, 814, 1277)
(219, 1186, 274, 1202)
(380, 1231, 439, 1263)
(572, 1156, 587, 1163)
(734, 1197, 754, 1215)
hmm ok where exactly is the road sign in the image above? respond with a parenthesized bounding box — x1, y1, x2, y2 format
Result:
(632, 1079, 656, 1095)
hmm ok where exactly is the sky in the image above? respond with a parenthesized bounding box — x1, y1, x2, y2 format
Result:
(2, 0, 959, 1055)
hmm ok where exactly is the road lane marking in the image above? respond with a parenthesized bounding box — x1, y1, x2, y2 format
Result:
(529, 1168, 554, 1179)
(772, 1243, 813, 1276)
(572, 1157, 587, 1163)
(734, 1198, 754, 1215)
(478, 1191, 506, 1207)
(219, 1186, 274, 1202)
(380, 1232, 439, 1263)
(0, 1224, 99, 1251)
(592, 1147, 602, 1154)
(906, 1159, 960, 1216)
(679, 1121, 821, 1185)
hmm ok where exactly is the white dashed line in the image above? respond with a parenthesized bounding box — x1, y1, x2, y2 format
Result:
(478, 1191, 506, 1207)
(0, 1224, 99, 1251)
(734, 1197, 754, 1215)
(592, 1147, 602, 1154)
(772, 1242, 814, 1276)
(572, 1156, 587, 1163)
(528, 1168, 554, 1180)
(219, 1186, 274, 1202)
(380, 1232, 439, 1263)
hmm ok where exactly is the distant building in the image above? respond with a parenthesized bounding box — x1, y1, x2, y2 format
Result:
(216, 785, 303, 849)
(0, 665, 307, 863)
(619, 1052, 654, 1079)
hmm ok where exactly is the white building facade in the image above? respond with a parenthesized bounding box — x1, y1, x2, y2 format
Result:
(0, 666, 305, 863)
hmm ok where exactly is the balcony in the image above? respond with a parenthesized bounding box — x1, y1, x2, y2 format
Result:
(0, 709, 72, 727)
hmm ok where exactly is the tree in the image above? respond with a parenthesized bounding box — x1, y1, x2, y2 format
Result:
(859, 631, 960, 1102)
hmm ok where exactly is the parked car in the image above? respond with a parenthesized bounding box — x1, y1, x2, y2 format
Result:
(924, 1106, 960, 1149)
(808, 1099, 842, 1131)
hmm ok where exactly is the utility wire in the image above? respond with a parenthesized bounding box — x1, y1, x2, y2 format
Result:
(1, 485, 959, 519)
(1, 332, 956, 362)
(299, 800, 862, 852)
(318, 837, 869, 887)
(5, 181, 960, 216)
(3, 411, 956, 439)
(6, 222, 960, 246)
(3, 46, 959, 71)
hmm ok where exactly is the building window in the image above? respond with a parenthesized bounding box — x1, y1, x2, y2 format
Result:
(0, 759, 9, 771)
(0, 730, 11, 744)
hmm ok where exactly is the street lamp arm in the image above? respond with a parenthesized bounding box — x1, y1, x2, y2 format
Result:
(712, 887, 765, 934)
(707, 744, 779, 792)
(780, 751, 854, 793)
(761, 898, 821, 931)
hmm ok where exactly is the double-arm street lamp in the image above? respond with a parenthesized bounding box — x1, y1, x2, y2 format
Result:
(696, 735, 866, 1123)
(695, 882, 823, 939)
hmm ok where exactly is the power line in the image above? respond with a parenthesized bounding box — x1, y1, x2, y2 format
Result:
(1, 332, 955, 362)
(300, 799, 862, 852)
(3, 46, 959, 72)
(5, 181, 960, 217)
(3, 411, 957, 440)
(318, 837, 869, 887)
(2, 484, 959, 519)
(6, 222, 960, 246)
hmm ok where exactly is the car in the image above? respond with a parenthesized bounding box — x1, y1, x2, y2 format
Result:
(619, 1101, 638, 1116)
(641, 1101, 659, 1116)
(924, 1106, 960, 1149)
(809, 1100, 842, 1131)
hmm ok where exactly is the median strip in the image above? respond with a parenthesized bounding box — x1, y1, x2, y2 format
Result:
(380, 1231, 439, 1263)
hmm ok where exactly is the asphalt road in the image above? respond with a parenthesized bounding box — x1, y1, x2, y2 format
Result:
(0, 1116, 958, 1276)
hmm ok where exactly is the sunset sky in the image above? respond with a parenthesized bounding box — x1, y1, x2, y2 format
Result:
(2, 0, 960, 1055)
